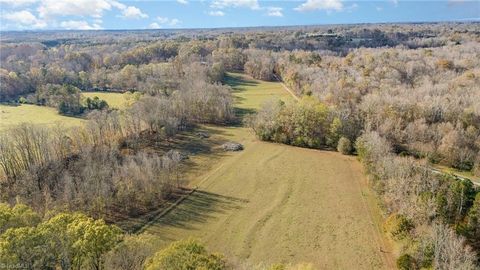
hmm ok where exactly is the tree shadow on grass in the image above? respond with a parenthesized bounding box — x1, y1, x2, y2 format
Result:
(233, 94, 247, 104)
(147, 125, 230, 156)
(0, 102, 21, 107)
(146, 190, 249, 233)
(234, 107, 256, 118)
(224, 73, 259, 92)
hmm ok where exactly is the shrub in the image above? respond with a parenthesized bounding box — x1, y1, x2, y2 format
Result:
(18, 96, 27, 104)
(250, 97, 331, 149)
(105, 234, 159, 270)
(337, 137, 353, 155)
(85, 96, 109, 111)
(145, 239, 226, 270)
(415, 240, 434, 269)
(436, 59, 454, 70)
(396, 253, 417, 270)
(384, 214, 414, 240)
(0, 203, 41, 234)
(0, 208, 122, 270)
(435, 179, 476, 224)
(36, 84, 85, 115)
(452, 160, 474, 171)
(458, 193, 480, 250)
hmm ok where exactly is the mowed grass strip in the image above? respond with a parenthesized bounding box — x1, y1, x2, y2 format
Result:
(225, 72, 293, 115)
(140, 73, 393, 269)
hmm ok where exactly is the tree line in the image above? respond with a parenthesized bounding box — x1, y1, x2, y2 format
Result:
(245, 26, 480, 268)
(0, 203, 316, 270)
(356, 131, 479, 269)
(0, 60, 233, 221)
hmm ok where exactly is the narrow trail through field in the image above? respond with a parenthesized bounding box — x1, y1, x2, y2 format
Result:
(140, 73, 394, 269)
(273, 74, 300, 101)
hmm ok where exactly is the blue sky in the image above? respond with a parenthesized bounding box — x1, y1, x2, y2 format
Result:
(0, 0, 479, 31)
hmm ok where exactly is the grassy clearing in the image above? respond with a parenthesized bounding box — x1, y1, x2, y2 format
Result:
(82, 92, 130, 109)
(137, 73, 393, 269)
(0, 92, 130, 131)
(225, 72, 293, 116)
(144, 142, 392, 269)
(0, 104, 84, 131)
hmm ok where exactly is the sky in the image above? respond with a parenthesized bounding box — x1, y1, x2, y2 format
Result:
(0, 0, 479, 31)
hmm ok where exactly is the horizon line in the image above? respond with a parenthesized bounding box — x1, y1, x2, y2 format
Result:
(1, 19, 479, 33)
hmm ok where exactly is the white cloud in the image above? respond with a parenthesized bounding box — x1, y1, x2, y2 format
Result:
(376, 6, 383, 11)
(294, 0, 343, 12)
(120, 6, 148, 19)
(1, 0, 149, 29)
(266, 7, 283, 17)
(38, 0, 115, 18)
(177, 0, 188, 4)
(169, 18, 180, 26)
(345, 3, 358, 12)
(209, 10, 225, 16)
(211, 0, 260, 10)
(157, 17, 169, 24)
(392, 0, 398, 6)
(2, 10, 47, 28)
(149, 22, 160, 28)
(0, 0, 38, 7)
(36, 0, 145, 20)
(155, 16, 181, 27)
(109, 0, 126, 10)
(60, 20, 102, 30)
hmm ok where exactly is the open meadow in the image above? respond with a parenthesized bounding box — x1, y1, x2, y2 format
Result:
(0, 92, 129, 131)
(137, 73, 394, 269)
(82, 92, 131, 109)
(0, 104, 84, 131)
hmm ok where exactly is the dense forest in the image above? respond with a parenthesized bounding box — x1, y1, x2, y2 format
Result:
(1, 22, 480, 269)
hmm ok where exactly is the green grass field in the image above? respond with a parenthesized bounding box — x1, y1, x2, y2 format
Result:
(0, 92, 130, 131)
(225, 72, 293, 113)
(137, 73, 394, 269)
(82, 92, 130, 109)
(0, 104, 85, 131)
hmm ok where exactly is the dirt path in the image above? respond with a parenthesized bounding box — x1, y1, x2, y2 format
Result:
(273, 74, 300, 101)
(139, 73, 394, 269)
(429, 166, 480, 187)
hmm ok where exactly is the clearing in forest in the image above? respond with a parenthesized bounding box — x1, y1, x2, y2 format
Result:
(82, 91, 132, 109)
(0, 104, 85, 131)
(0, 92, 130, 131)
(140, 73, 394, 269)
